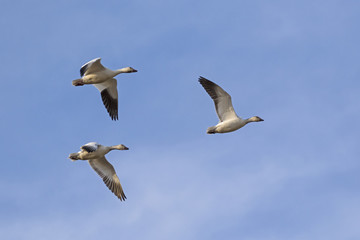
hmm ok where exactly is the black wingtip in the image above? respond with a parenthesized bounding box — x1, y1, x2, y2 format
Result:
(119, 193, 127, 201)
(100, 90, 119, 121)
(198, 76, 207, 82)
(111, 114, 119, 121)
(81, 145, 97, 153)
(80, 65, 87, 77)
(198, 76, 213, 86)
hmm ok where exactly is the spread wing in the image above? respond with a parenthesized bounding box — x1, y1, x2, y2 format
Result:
(80, 58, 106, 77)
(88, 157, 127, 201)
(93, 78, 118, 120)
(199, 76, 239, 122)
(81, 142, 99, 153)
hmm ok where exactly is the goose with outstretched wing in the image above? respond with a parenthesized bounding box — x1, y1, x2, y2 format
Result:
(199, 76, 263, 134)
(69, 142, 129, 201)
(72, 58, 137, 120)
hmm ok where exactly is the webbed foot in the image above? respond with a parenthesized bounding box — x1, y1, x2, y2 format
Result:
(72, 79, 85, 86)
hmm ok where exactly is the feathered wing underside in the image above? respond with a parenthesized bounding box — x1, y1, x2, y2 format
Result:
(80, 58, 106, 77)
(89, 157, 126, 201)
(199, 76, 238, 122)
(81, 142, 99, 153)
(93, 78, 118, 120)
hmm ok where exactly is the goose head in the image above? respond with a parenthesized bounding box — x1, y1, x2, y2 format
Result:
(247, 116, 264, 122)
(111, 144, 129, 150)
(123, 67, 138, 73)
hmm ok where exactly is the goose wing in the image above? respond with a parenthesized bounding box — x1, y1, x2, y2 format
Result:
(89, 156, 127, 201)
(81, 142, 99, 153)
(80, 58, 106, 77)
(93, 78, 118, 120)
(199, 76, 238, 122)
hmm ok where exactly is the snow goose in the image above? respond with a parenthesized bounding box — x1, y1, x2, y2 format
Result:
(72, 58, 137, 120)
(69, 142, 129, 201)
(199, 76, 263, 134)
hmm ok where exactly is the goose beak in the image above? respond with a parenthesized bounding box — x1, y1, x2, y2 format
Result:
(259, 118, 264, 121)
(121, 145, 129, 150)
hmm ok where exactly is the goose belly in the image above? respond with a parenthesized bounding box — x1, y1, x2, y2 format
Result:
(84, 71, 115, 84)
(216, 119, 245, 133)
(79, 151, 102, 160)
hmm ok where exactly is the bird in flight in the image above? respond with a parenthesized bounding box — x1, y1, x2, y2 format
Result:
(69, 142, 129, 201)
(72, 58, 137, 120)
(199, 76, 263, 134)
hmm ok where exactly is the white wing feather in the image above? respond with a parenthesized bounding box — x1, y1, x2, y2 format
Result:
(80, 58, 106, 76)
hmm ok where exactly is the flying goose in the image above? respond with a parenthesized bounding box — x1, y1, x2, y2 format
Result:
(69, 142, 129, 201)
(72, 58, 137, 120)
(199, 76, 263, 134)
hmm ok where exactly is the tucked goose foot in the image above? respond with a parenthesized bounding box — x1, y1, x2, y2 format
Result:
(68, 153, 80, 161)
(72, 79, 85, 86)
(206, 126, 217, 134)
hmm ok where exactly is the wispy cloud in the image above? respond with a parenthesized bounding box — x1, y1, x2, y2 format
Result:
(1, 138, 357, 239)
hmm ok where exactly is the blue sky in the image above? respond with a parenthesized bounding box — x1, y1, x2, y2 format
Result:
(1, 0, 360, 239)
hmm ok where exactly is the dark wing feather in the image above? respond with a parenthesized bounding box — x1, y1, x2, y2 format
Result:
(81, 142, 98, 152)
(79, 58, 105, 77)
(101, 89, 118, 120)
(199, 76, 238, 121)
(89, 157, 127, 201)
(80, 64, 88, 77)
(93, 78, 119, 121)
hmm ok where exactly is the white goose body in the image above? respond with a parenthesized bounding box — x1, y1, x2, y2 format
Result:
(72, 58, 137, 120)
(69, 142, 129, 201)
(213, 118, 247, 133)
(75, 144, 111, 159)
(199, 76, 263, 134)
